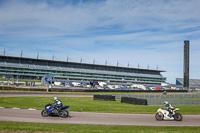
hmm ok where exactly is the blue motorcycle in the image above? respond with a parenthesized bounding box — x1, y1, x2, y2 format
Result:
(41, 103, 70, 118)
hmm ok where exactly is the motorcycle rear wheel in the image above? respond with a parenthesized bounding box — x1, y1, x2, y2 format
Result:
(155, 113, 164, 121)
(41, 110, 48, 117)
(174, 113, 183, 121)
(59, 110, 69, 118)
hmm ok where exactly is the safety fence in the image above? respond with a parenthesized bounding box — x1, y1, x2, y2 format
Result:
(114, 94, 200, 105)
(115, 94, 200, 100)
(147, 99, 200, 105)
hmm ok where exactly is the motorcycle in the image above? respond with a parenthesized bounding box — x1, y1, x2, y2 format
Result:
(155, 107, 183, 121)
(41, 103, 70, 118)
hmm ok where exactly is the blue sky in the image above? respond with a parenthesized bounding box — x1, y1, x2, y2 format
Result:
(0, 0, 200, 84)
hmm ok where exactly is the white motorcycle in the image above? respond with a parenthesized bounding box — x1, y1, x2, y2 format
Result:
(155, 107, 183, 121)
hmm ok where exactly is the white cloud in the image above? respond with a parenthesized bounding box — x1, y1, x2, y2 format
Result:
(0, 0, 200, 83)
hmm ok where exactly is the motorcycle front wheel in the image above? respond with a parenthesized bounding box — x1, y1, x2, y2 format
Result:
(174, 113, 183, 121)
(59, 110, 69, 118)
(155, 113, 164, 121)
(41, 110, 48, 117)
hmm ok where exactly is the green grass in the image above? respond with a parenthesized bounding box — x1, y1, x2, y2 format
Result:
(0, 97, 200, 114)
(0, 121, 200, 133)
(0, 97, 200, 133)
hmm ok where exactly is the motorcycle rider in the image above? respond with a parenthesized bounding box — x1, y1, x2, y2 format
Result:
(52, 97, 63, 110)
(164, 101, 174, 117)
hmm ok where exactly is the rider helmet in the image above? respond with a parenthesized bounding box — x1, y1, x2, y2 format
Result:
(164, 101, 169, 106)
(54, 97, 57, 101)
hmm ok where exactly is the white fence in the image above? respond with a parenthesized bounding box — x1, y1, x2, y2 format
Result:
(115, 94, 200, 99)
(147, 99, 200, 105)
(114, 94, 200, 105)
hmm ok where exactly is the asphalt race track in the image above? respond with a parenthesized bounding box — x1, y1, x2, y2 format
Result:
(0, 108, 200, 126)
(0, 92, 200, 126)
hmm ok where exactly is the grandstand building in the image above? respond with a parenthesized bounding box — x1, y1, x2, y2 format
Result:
(176, 78, 200, 87)
(0, 55, 166, 85)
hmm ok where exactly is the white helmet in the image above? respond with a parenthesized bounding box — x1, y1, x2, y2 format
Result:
(54, 97, 57, 100)
(164, 101, 168, 105)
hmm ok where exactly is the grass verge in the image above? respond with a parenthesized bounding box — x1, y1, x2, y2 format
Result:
(0, 121, 200, 133)
(0, 97, 200, 114)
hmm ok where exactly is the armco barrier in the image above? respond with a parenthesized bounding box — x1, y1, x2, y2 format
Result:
(114, 94, 200, 100)
(121, 97, 147, 105)
(147, 99, 200, 105)
(116, 94, 200, 105)
(93, 95, 115, 101)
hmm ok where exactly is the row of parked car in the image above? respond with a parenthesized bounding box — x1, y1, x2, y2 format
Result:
(52, 81, 176, 90)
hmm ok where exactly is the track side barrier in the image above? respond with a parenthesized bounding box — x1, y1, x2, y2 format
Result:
(93, 95, 115, 101)
(121, 97, 147, 105)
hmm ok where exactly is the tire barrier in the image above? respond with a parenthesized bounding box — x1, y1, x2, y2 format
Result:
(121, 97, 147, 105)
(121, 97, 137, 104)
(93, 95, 115, 101)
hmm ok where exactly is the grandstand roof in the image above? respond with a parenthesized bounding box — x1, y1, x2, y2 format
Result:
(176, 78, 200, 87)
